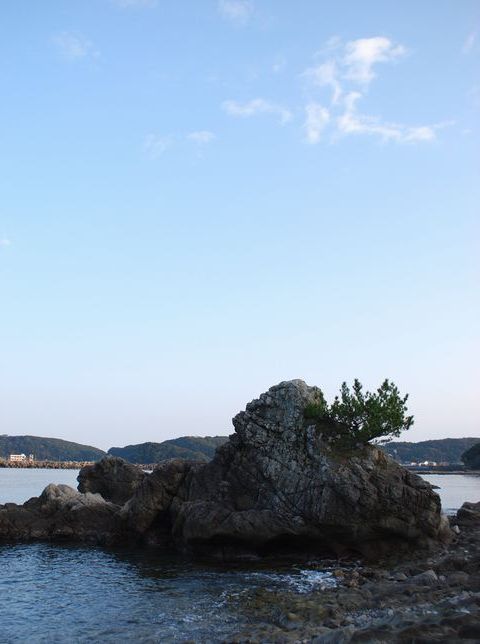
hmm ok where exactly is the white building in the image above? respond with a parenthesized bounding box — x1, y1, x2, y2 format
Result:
(9, 453, 27, 462)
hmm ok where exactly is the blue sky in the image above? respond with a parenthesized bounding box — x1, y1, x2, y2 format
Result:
(0, 0, 478, 449)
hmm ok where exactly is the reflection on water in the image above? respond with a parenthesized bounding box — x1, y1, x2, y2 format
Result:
(0, 542, 335, 642)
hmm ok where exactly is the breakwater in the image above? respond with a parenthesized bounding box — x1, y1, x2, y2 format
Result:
(0, 459, 93, 470)
(0, 459, 153, 471)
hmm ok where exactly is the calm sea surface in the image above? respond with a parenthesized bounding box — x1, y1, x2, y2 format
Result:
(0, 469, 479, 641)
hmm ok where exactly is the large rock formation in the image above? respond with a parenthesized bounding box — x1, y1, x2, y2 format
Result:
(0, 380, 452, 558)
(123, 380, 450, 557)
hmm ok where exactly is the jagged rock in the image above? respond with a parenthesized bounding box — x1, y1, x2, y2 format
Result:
(162, 380, 450, 558)
(0, 380, 453, 559)
(122, 459, 201, 539)
(0, 484, 122, 544)
(77, 455, 146, 505)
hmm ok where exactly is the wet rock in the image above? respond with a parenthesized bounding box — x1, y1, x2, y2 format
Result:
(406, 569, 438, 586)
(447, 571, 469, 586)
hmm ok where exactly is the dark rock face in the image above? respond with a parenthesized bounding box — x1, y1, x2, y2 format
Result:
(161, 380, 450, 558)
(77, 455, 146, 505)
(456, 501, 480, 525)
(0, 381, 452, 559)
(0, 484, 122, 544)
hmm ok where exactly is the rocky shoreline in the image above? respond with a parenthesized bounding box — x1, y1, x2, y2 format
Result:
(232, 507, 480, 642)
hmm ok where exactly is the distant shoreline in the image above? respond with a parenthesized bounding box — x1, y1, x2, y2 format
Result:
(0, 459, 153, 471)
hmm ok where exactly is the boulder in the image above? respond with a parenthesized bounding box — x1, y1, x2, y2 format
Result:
(0, 484, 122, 544)
(77, 455, 146, 505)
(456, 501, 480, 525)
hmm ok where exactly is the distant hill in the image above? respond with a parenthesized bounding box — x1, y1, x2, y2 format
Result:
(0, 435, 106, 462)
(461, 442, 480, 470)
(382, 438, 480, 464)
(108, 436, 229, 464)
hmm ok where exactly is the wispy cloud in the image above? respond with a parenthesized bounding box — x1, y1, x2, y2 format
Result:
(463, 30, 477, 54)
(336, 92, 446, 143)
(187, 131, 216, 144)
(0, 238, 12, 247)
(301, 36, 444, 145)
(144, 134, 171, 159)
(218, 0, 253, 25)
(343, 37, 406, 86)
(304, 103, 330, 143)
(222, 98, 292, 124)
(53, 32, 99, 60)
(303, 60, 342, 104)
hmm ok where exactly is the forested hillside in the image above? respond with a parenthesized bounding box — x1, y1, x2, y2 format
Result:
(0, 435, 106, 462)
(382, 438, 480, 464)
(108, 436, 228, 463)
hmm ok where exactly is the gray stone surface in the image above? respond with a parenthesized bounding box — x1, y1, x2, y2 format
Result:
(77, 455, 146, 505)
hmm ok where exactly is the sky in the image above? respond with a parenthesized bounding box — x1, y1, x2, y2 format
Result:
(0, 0, 479, 450)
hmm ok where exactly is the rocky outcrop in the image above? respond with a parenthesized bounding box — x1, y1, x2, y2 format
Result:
(164, 381, 449, 557)
(77, 455, 146, 505)
(0, 380, 452, 559)
(0, 484, 122, 544)
(456, 500, 480, 525)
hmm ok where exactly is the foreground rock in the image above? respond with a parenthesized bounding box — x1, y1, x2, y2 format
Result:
(0, 381, 451, 559)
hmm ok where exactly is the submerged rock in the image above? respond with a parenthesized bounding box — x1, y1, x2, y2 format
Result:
(0, 380, 452, 559)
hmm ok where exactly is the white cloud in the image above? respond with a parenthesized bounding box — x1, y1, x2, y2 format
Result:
(463, 30, 477, 54)
(336, 92, 438, 143)
(222, 98, 292, 124)
(218, 0, 253, 24)
(187, 131, 216, 144)
(343, 36, 406, 86)
(53, 32, 99, 60)
(110, 0, 156, 6)
(0, 238, 12, 247)
(144, 134, 171, 159)
(300, 36, 444, 145)
(304, 103, 330, 144)
(303, 60, 342, 104)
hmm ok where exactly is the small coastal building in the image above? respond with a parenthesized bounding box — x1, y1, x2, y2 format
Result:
(9, 453, 27, 462)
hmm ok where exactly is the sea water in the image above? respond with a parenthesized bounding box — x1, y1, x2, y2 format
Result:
(0, 470, 479, 641)
(0, 543, 336, 642)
